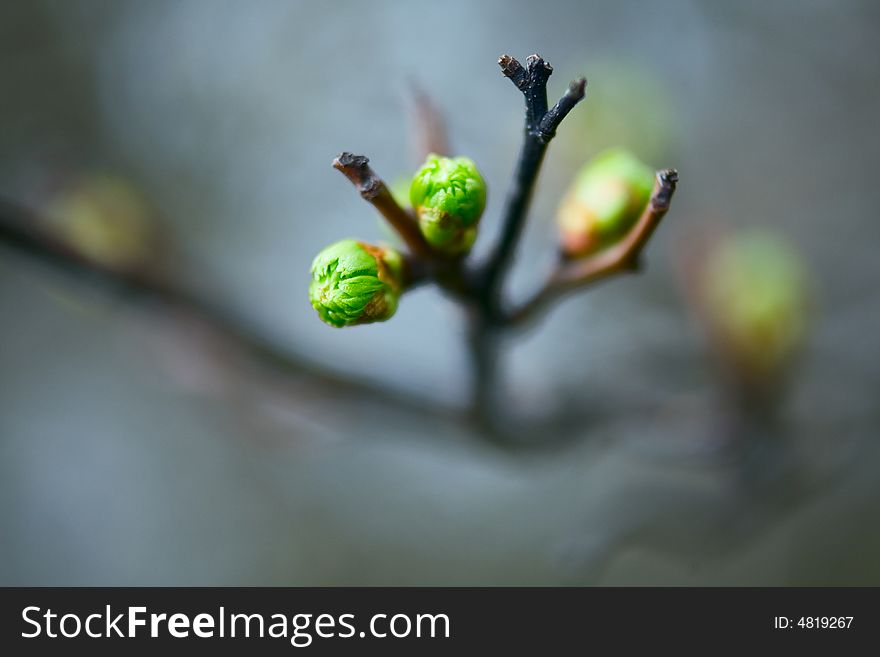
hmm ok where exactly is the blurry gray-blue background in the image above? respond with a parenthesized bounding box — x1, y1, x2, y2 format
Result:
(1, 0, 878, 584)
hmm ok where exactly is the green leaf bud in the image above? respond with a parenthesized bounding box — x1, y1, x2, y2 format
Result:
(410, 154, 487, 255)
(45, 173, 159, 271)
(700, 229, 810, 382)
(309, 239, 404, 328)
(557, 148, 655, 257)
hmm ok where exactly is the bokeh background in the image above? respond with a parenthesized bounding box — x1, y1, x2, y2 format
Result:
(1, 0, 879, 584)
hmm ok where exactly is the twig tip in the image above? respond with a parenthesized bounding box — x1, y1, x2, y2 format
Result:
(660, 168, 679, 185)
(526, 53, 553, 77)
(498, 54, 529, 89)
(333, 152, 369, 171)
(653, 169, 679, 209)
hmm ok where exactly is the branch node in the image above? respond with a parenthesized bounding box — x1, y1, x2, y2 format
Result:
(484, 52, 579, 306)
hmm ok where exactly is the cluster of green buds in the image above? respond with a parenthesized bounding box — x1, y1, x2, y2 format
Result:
(409, 154, 487, 255)
(309, 154, 486, 327)
(556, 148, 655, 258)
(309, 239, 405, 328)
(698, 229, 810, 385)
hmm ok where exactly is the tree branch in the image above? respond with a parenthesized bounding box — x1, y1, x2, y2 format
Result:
(497, 54, 529, 90)
(0, 197, 444, 416)
(520, 54, 553, 132)
(480, 54, 586, 316)
(506, 169, 679, 327)
(538, 77, 587, 143)
(332, 153, 432, 259)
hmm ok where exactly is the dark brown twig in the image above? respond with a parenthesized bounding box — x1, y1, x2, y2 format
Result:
(455, 54, 587, 430)
(481, 54, 587, 314)
(332, 153, 432, 259)
(506, 169, 679, 327)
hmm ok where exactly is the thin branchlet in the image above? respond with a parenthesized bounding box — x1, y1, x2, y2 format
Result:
(453, 52, 590, 430)
(498, 54, 528, 90)
(538, 77, 587, 143)
(0, 197, 440, 412)
(482, 54, 587, 316)
(332, 153, 432, 259)
(506, 169, 679, 327)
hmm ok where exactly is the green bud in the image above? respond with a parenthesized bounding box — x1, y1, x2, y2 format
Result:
(557, 148, 655, 257)
(309, 239, 404, 328)
(45, 173, 158, 271)
(700, 229, 810, 382)
(410, 154, 487, 255)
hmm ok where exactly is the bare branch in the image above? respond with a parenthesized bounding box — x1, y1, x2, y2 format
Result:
(507, 169, 679, 327)
(538, 77, 587, 143)
(481, 54, 588, 316)
(332, 152, 432, 259)
(558, 168, 679, 282)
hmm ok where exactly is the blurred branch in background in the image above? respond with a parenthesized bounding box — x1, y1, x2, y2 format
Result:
(409, 84, 450, 160)
(0, 195, 604, 452)
(0, 198, 452, 421)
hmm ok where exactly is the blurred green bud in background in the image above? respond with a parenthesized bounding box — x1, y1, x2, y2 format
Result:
(309, 239, 404, 328)
(699, 229, 810, 384)
(410, 154, 486, 255)
(45, 173, 159, 271)
(557, 60, 677, 166)
(557, 148, 654, 258)
(388, 175, 412, 211)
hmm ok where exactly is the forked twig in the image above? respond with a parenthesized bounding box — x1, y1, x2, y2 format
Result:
(481, 54, 587, 313)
